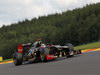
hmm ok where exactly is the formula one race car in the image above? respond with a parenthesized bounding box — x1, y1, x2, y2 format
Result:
(13, 43, 82, 66)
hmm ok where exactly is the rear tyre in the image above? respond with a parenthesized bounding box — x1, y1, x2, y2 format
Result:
(13, 53, 23, 66)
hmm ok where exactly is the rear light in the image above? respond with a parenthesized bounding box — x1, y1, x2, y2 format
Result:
(17, 44, 23, 53)
(18, 49, 23, 53)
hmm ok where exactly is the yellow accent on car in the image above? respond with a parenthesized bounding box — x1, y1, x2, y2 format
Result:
(0, 56, 3, 61)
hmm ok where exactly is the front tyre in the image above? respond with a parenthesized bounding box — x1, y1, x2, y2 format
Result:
(40, 52, 47, 62)
(40, 48, 49, 62)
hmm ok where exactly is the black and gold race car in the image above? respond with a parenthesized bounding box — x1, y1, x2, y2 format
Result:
(13, 43, 82, 66)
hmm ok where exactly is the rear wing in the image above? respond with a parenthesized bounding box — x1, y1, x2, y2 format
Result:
(17, 43, 32, 53)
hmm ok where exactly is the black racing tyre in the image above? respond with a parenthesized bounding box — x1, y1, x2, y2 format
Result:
(40, 52, 47, 62)
(40, 47, 49, 62)
(13, 53, 23, 66)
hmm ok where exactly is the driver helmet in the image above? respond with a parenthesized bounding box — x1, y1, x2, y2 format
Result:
(41, 44, 46, 47)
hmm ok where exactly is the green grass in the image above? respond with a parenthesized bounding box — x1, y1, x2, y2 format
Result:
(74, 41, 100, 50)
(0, 59, 12, 62)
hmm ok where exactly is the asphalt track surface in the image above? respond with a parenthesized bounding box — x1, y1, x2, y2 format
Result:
(0, 51, 100, 75)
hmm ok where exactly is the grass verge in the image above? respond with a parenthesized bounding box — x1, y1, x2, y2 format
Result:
(0, 59, 13, 63)
(74, 41, 100, 50)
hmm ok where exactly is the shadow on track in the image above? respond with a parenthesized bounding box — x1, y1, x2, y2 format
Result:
(21, 54, 82, 66)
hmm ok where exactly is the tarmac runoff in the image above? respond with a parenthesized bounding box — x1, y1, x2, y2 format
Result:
(0, 48, 100, 65)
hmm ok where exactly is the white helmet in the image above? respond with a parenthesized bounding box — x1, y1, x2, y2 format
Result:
(41, 44, 46, 47)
